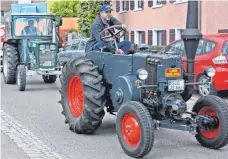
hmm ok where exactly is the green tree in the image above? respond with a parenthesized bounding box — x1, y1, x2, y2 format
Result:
(50, 0, 80, 17)
(77, 0, 111, 37)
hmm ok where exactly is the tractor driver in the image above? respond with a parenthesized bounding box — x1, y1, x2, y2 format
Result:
(21, 19, 38, 35)
(85, 4, 131, 55)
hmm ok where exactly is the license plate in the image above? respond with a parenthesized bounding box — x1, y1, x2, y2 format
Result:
(165, 68, 181, 77)
(168, 80, 185, 91)
(43, 61, 52, 66)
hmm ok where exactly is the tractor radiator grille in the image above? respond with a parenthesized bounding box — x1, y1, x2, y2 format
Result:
(39, 50, 55, 67)
(145, 63, 157, 86)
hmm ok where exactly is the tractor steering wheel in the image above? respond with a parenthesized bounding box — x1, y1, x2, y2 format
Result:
(99, 25, 126, 43)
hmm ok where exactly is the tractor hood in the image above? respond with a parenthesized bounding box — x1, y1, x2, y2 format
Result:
(29, 40, 58, 47)
(28, 40, 58, 52)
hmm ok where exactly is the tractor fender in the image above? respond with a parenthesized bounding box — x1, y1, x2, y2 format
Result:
(111, 75, 141, 112)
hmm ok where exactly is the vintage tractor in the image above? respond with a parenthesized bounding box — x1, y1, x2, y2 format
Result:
(58, 1, 228, 158)
(2, 12, 62, 91)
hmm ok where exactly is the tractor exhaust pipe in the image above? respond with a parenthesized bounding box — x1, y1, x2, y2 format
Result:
(181, 0, 202, 94)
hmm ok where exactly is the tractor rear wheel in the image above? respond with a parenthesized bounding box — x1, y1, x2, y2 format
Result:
(192, 95, 228, 149)
(3, 44, 19, 84)
(116, 101, 154, 158)
(59, 57, 106, 134)
(42, 75, 57, 83)
(16, 65, 26, 91)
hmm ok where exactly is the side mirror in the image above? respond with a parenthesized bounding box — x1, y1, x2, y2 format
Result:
(57, 17, 62, 27)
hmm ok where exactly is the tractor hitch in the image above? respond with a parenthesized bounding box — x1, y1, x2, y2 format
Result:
(194, 115, 219, 130)
(154, 113, 219, 134)
(154, 119, 196, 133)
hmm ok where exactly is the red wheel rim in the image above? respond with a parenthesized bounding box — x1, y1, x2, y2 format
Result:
(198, 106, 220, 139)
(68, 76, 84, 117)
(121, 113, 141, 147)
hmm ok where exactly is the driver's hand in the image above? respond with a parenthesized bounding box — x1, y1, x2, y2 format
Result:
(115, 49, 124, 55)
(122, 24, 127, 30)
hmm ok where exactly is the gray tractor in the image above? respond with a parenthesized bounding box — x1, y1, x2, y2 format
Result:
(58, 1, 228, 158)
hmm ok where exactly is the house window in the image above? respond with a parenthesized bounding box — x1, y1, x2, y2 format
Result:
(173, 0, 188, 4)
(152, 29, 166, 46)
(151, 0, 165, 8)
(135, 0, 143, 9)
(134, 30, 145, 45)
(120, 0, 128, 12)
(218, 29, 228, 33)
(175, 28, 185, 40)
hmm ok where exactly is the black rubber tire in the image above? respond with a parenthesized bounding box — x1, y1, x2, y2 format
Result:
(3, 44, 19, 84)
(192, 95, 228, 149)
(116, 101, 154, 158)
(42, 75, 57, 83)
(16, 65, 26, 91)
(197, 75, 218, 96)
(59, 57, 106, 134)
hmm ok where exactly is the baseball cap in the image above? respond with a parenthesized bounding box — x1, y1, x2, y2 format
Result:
(99, 4, 113, 12)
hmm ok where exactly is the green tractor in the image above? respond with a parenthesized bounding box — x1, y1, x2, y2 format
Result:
(2, 13, 62, 91)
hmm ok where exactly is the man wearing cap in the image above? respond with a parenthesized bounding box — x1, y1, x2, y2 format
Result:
(85, 4, 131, 55)
(21, 19, 37, 35)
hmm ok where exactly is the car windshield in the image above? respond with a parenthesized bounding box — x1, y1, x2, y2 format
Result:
(14, 17, 53, 36)
(222, 41, 228, 56)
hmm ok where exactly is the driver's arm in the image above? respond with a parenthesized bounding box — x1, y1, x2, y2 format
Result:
(92, 23, 116, 52)
(110, 16, 121, 25)
(109, 17, 122, 29)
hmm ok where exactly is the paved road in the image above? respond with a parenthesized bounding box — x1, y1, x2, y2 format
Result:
(1, 75, 228, 159)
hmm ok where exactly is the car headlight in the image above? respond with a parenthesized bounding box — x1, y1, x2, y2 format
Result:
(204, 66, 216, 77)
(136, 68, 148, 80)
(40, 45, 45, 50)
(50, 45, 56, 50)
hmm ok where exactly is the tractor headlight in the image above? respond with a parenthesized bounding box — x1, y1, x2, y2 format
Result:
(40, 45, 45, 50)
(136, 69, 148, 80)
(204, 66, 216, 77)
(50, 45, 56, 50)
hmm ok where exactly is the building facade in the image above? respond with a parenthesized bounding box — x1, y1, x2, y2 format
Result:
(112, 0, 228, 46)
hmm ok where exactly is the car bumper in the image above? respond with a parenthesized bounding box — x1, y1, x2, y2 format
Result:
(27, 68, 62, 76)
(213, 67, 228, 91)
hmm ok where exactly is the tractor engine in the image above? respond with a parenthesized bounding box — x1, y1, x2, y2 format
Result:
(138, 54, 187, 120)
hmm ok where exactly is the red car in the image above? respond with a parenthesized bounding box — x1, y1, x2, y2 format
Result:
(162, 33, 228, 96)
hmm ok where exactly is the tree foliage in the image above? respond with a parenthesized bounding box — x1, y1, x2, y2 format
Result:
(78, 0, 111, 37)
(49, 0, 80, 17)
(50, 0, 111, 37)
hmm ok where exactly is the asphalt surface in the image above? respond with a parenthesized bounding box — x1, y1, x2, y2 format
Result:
(1, 74, 228, 159)
(1, 132, 30, 159)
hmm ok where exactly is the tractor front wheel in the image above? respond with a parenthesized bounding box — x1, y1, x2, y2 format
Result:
(3, 44, 19, 84)
(116, 101, 154, 158)
(59, 58, 106, 134)
(192, 95, 228, 149)
(16, 65, 26, 91)
(42, 75, 57, 83)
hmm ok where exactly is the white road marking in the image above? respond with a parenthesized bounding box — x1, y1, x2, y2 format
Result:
(1, 110, 67, 159)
